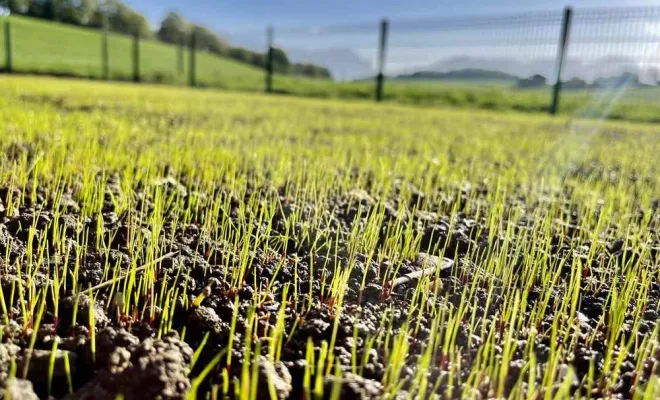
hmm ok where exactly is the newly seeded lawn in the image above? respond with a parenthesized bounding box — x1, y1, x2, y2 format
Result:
(0, 75, 658, 399)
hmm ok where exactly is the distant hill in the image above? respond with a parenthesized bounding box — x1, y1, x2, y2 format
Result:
(394, 68, 519, 82)
(410, 55, 659, 84)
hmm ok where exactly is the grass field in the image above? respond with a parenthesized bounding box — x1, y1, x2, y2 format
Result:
(0, 75, 659, 399)
(3, 15, 660, 124)
(0, 15, 267, 90)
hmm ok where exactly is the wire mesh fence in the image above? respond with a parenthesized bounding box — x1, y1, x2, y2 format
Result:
(232, 5, 660, 118)
(1, 6, 660, 119)
(567, 7, 660, 82)
(564, 7, 660, 120)
(247, 21, 381, 99)
(383, 10, 566, 113)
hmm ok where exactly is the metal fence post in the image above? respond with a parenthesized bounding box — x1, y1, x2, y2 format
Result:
(132, 31, 140, 82)
(550, 7, 572, 115)
(4, 20, 11, 73)
(375, 19, 389, 102)
(189, 30, 196, 87)
(178, 40, 184, 75)
(102, 27, 109, 80)
(265, 26, 273, 93)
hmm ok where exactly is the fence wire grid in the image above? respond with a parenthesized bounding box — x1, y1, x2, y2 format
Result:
(2, 5, 660, 117)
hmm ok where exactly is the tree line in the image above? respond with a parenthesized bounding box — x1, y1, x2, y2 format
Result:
(1, 0, 332, 79)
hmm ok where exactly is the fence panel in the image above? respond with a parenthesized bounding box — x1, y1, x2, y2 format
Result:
(189, 30, 196, 87)
(191, 30, 267, 91)
(257, 22, 380, 100)
(138, 38, 185, 85)
(0, 18, 7, 71)
(246, 6, 660, 119)
(101, 28, 109, 80)
(105, 31, 133, 81)
(562, 7, 660, 119)
(133, 32, 140, 82)
(385, 11, 564, 112)
(9, 15, 102, 78)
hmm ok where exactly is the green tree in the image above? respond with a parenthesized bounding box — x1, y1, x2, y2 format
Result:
(291, 63, 332, 79)
(270, 47, 290, 73)
(50, 0, 74, 22)
(251, 53, 266, 69)
(191, 24, 228, 55)
(2, 0, 30, 14)
(72, 0, 96, 25)
(157, 11, 188, 44)
(26, 0, 54, 19)
(42, 0, 96, 25)
(124, 9, 150, 36)
(90, 0, 150, 36)
(228, 47, 254, 63)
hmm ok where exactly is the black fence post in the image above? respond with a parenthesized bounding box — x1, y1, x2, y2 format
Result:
(375, 19, 389, 102)
(132, 31, 140, 83)
(4, 19, 11, 73)
(550, 7, 572, 115)
(102, 27, 109, 80)
(189, 30, 196, 87)
(178, 39, 184, 75)
(265, 26, 273, 93)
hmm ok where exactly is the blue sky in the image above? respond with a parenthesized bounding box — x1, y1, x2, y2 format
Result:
(128, 0, 659, 32)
